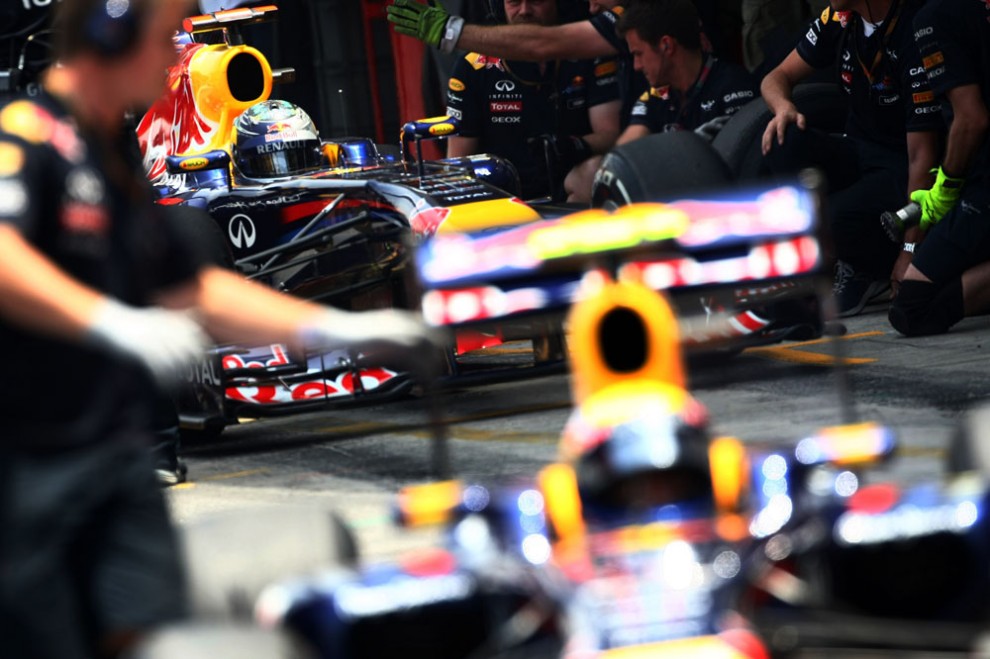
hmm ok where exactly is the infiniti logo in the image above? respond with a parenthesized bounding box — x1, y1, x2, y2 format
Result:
(228, 213, 256, 249)
(494, 79, 516, 92)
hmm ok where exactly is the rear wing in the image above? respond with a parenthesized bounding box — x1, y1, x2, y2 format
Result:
(413, 177, 828, 344)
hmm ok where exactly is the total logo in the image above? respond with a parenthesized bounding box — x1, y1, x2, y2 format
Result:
(495, 79, 516, 92)
(228, 213, 257, 249)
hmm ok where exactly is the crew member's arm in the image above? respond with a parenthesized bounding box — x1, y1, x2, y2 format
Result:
(0, 224, 209, 379)
(616, 123, 649, 146)
(582, 99, 621, 153)
(759, 49, 814, 154)
(457, 21, 615, 61)
(940, 84, 989, 179)
(446, 135, 480, 158)
(904, 129, 940, 235)
(387, 0, 616, 61)
(0, 224, 104, 339)
(156, 266, 436, 356)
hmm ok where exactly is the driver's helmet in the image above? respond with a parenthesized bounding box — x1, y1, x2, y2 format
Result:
(232, 100, 324, 178)
(560, 384, 715, 525)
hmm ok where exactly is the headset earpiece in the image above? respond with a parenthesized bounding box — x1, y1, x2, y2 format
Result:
(84, 0, 142, 58)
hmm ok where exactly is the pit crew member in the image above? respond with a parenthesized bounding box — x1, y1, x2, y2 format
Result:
(760, 0, 942, 318)
(615, 0, 757, 146)
(887, 0, 990, 336)
(0, 1, 437, 657)
(388, 0, 649, 130)
(445, 0, 621, 201)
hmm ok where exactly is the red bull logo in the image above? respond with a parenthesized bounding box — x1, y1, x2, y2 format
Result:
(267, 121, 291, 133)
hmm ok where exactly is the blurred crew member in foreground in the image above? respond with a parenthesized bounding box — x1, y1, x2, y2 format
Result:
(888, 0, 990, 336)
(0, 1, 435, 657)
(445, 0, 620, 201)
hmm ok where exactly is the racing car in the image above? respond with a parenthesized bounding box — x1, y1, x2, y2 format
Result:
(140, 5, 830, 439)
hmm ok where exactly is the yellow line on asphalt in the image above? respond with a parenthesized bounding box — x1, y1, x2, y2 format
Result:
(745, 331, 885, 366)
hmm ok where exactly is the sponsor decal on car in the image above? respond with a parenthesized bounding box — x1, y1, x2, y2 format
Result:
(228, 213, 257, 249)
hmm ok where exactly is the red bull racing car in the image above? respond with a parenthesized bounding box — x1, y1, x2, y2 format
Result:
(142, 5, 826, 438)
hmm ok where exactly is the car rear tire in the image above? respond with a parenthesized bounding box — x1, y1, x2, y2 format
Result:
(591, 130, 733, 208)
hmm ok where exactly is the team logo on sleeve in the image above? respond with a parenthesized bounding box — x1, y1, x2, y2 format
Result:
(449, 78, 466, 92)
(0, 143, 24, 177)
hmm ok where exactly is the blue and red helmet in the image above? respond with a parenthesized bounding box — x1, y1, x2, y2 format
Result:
(233, 100, 324, 178)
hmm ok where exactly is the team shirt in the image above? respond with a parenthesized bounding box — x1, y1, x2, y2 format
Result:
(911, 0, 990, 179)
(0, 92, 203, 448)
(447, 52, 619, 198)
(796, 2, 942, 149)
(628, 55, 757, 133)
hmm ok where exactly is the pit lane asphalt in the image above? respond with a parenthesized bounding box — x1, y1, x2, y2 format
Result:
(166, 301, 990, 563)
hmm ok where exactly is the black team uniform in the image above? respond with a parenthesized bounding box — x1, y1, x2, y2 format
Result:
(447, 51, 619, 200)
(889, 0, 990, 335)
(764, 2, 942, 314)
(628, 53, 757, 133)
(0, 91, 196, 658)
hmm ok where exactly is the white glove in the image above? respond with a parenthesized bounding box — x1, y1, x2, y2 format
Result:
(301, 308, 441, 351)
(300, 308, 445, 377)
(87, 298, 212, 384)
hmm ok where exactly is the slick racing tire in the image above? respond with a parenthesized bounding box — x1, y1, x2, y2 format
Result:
(126, 622, 315, 659)
(180, 506, 359, 620)
(591, 130, 732, 208)
(711, 82, 848, 182)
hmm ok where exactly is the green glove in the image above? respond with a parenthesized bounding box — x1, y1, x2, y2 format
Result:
(386, 0, 451, 47)
(910, 166, 964, 230)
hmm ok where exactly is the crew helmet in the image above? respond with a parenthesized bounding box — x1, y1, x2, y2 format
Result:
(233, 100, 324, 178)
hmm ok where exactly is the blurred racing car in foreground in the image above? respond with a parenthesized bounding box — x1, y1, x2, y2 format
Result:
(133, 179, 990, 658)
(250, 180, 990, 658)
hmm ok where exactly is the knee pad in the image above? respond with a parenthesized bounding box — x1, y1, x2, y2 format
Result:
(889, 279, 964, 336)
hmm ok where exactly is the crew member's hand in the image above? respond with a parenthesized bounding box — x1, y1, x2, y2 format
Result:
(300, 308, 446, 377)
(761, 105, 806, 155)
(387, 0, 451, 47)
(909, 166, 964, 230)
(534, 134, 592, 172)
(87, 298, 211, 384)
